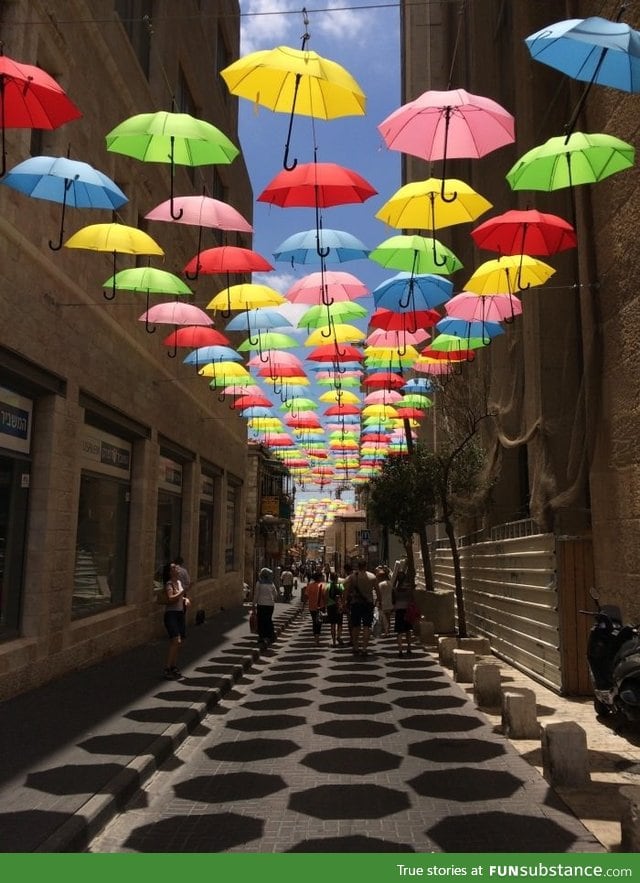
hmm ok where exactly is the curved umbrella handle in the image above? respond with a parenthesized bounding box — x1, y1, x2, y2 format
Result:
(169, 136, 184, 220)
(144, 292, 156, 334)
(439, 111, 457, 203)
(282, 72, 302, 170)
(49, 178, 71, 251)
(431, 237, 448, 268)
(184, 225, 204, 281)
(217, 390, 226, 403)
(320, 313, 334, 339)
(103, 251, 118, 300)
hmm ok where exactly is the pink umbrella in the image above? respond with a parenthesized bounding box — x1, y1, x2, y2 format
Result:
(286, 270, 368, 303)
(364, 390, 403, 404)
(145, 195, 252, 231)
(378, 88, 515, 199)
(222, 384, 263, 397)
(366, 328, 431, 347)
(247, 351, 304, 370)
(140, 302, 212, 356)
(444, 291, 522, 323)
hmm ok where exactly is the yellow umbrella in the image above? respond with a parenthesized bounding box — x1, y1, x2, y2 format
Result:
(465, 255, 555, 294)
(318, 389, 361, 404)
(375, 177, 491, 231)
(221, 39, 366, 170)
(362, 404, 400, 418)
(64, 222, 164, 300)
(207, 283, 285, 316)
(248, 418, 283, 431)
(304, 323, 366, 346)
(198, 361, 250, 378)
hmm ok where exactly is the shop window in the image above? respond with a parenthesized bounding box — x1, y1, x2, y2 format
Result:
(155, 453, 184, 581)
(225, 484, 238, 571)
(197, 472, 216, 579)
(0, 455, 29, 638)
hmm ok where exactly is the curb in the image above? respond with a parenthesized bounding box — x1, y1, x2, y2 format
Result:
(36, 603, 305, 853)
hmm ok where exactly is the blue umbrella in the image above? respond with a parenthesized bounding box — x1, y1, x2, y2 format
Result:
(525, 16, 640, 94)
(436, 317, 504, 340)
(183, 345, 242, 367)
(273, 228, 369, 265)
(403, 378, 434, 392)
(225, 308, 293, 333)
(240, 407, 275, 418)
(373, 272, 453, 311)
(1, 154, 128, 250)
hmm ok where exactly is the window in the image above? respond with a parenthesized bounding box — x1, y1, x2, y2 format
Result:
(225, 484, 238, 571)
(155, 453, 183, 581)
(73, 427, 132, 617)
(197, 473, 216, 578)
(115, 0, 153, 78)
(0, 453, 29, 638)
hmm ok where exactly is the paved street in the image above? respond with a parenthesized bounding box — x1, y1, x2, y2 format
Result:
(87, 611, 602, 854)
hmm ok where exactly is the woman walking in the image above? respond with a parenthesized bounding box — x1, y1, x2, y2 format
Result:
(392, 567, 414, 657)
(375, 565, 393, 637)
(252, 567, 278, 648)
(306, 570, 326, 646)
(162, 561, 190, 680)
(325, 570, 345, 646)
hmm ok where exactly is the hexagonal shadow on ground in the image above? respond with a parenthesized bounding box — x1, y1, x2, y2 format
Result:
(241, 696, 313, 711)
(427, 811, 585, 852)
(289, 783, 410, 819)
(287, 834, 416, 852)
(398, 713, 484, 733)
(262, 671, 319, 682)
(301, 746, 402, 775)
(226, 713, 306, 732)
(318, 700, 393, 715)
(122, 812, 263, 852)
(173, 771, 287, 803)
(205, 737, 300, 763)
(408, 767, 524, 801)
(321, 685, 385, 698)
(313, 719, 397, 738)
(409, 737, 506, 764)
(252, 682, 313, 695)
(25, 763, 138, 797)
(392, 694, 467, 711)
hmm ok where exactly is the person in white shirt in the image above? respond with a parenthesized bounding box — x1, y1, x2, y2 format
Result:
(252, 567, 279, 647)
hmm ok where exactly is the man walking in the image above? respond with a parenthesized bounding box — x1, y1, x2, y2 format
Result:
(344, 558, 377, 656)
(281, 566, 294, 603)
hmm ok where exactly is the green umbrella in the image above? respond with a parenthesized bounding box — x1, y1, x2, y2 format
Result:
(399, 394, 432, 408)
(430, 333, 489, 352)
(103, 267, 193, 332)
(316, 375, 361, 387)
(106, 110, 239, 220)
(237, 331, 299, 351)
(280, 397, 318, 411)
(369, 234, 462, 276)
(298, 301, 368, 329)
(506, 131, 635, 191)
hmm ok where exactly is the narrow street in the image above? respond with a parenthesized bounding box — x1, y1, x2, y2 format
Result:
(87, 610, 601, 854)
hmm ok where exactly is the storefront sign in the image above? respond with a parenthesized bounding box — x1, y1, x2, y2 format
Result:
(0, 387, 32, 454)
(261, 496, 280, 516)
(158, 456, 182, 492)
(81, 426, 131, 479)
(200, 475, 215, 502)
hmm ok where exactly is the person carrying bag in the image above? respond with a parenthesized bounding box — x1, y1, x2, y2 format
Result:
(306, 570, 326, 646)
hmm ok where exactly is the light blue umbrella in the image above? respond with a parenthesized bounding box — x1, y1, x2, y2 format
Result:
(435, 317, 504, 344)
(372, 272, 453, 311)
(273, 228, 369, 265)
(525, 16, 640, 93)
(240, 407, 275, 418)
(403, 378, 434, 392)
(1, 154, 128, 250)
(225, 308, 293, 332)
(183, 345, 242, 367)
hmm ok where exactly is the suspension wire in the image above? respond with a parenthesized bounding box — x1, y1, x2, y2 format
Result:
(446, 0, 467, 90)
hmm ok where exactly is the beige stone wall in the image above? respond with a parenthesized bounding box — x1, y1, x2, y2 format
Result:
(0, 1, 253, 699)
(402, 1, 640, 615)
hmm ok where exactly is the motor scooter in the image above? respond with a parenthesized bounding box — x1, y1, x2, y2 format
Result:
(582, 589, 640, 722)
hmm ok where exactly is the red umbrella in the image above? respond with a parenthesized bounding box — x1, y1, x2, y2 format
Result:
(362, 372, 405, 389)
(0, 53, 82, 175)
(162, 326, 231, 350)
(306, 343, 363, 362)
(232, 394, 273, 410)
(183, 245, 273, 280)
(324, 404, 361, 416)
(421, 346, 474, 362)
(470, 208, 577, 256)
(370, 307, 440, 331)
(258, 161, 377, 208)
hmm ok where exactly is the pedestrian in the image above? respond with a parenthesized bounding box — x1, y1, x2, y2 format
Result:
(162, 561, 190, 680)
(392, 565, 415, 657)
(306, 570, 326, 646)
(252, 567, 278, 648)
(281, 565, 294, 603)
(344, 558, 378, 656)
(174, 555, 191, 596)
(325, 570, 345, 646)
(375, 564, 393, 636)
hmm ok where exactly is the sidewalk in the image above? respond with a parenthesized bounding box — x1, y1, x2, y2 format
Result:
(0, 599, 636, 852)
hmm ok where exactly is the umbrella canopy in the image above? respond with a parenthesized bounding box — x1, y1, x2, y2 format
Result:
(106, 111, 239, 165)
(162, 326, 231, 350)
(378, 87, 515, 182)
(274, 228, 369, 265)
(362, 372, 406, 389)
(471, 209, 577, 255)
(232, 394, 274, 409)
(370, 307, 440, 330)
(286, 270, 368, 303)
(104, 267, 192, 297)
(145, 195, 252, 231)
(430, 333, 490, 352)
(506, 132, 635, 191)
(366, 327, 430, 347)
(199, 361, 250, 378)
(226, 307, 294, 337)
(139, 302, 212, 330)
(298, 301, 368, 329)
(184, 346, 242, 366)
(465, 256, 556, 294)
(238, 331, 299, 351)
(304, 323, 366, 346)
(525, 16, 640, 93)
(0, 53, 82, 175)
(184, 245, 273, 277)
(376, 177, 492, 230)
(369, 233, 462, 275)
(207, 283, 285, 312)
(436, 317, 505, 343)
(445, 291, 523, 323)
(318, 389, 361, 404)
(306, 343, 364, 362)
(372, 272, 453, 311)
(258, 161, 376, 207)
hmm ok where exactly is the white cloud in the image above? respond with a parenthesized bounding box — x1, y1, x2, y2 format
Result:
(253, 270, 297, 293)
(239, 0, 298, 54)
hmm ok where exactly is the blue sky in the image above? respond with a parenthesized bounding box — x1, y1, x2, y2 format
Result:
(234, 1, 402, 504)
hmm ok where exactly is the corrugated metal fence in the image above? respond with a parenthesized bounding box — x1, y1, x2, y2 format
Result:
(431, 528, 593, 695)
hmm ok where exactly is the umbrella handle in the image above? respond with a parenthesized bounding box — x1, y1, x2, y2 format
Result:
(217, 390, 226, 403)
(49, 179, 71, 251)
(283, 72, 302, 170)
(0, 79, 5, 178)
(167, 336, 177, 357)
(320, 314, 334, 339)
(144, 293, 156, 334)
(440, 177, 457, 204)
(103, 251, 118, 300)
(184, 226, 203, 280)
(169, 137, 184, 220)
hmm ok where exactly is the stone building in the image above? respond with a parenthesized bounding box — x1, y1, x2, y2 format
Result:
(244, 442, 294, 584)
(0, 1, 253, 699)
(402, 1, 640, 617)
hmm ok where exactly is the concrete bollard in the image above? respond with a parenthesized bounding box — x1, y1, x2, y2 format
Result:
(418, 620, 436, 646)
(473, 662, 503, 708)
(620, 786, 640, 852)
(438, 636, 459, 667)
(541, 721, 591, 787)
(501, 688, 540, 739)
(459, 637, 491, 656)
(453, 649, 475, 683)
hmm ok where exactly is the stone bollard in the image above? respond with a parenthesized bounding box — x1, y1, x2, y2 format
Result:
(541, 722, 591, 787)
(460, 637, 492, 656)
(473, 662, 503, 709)
(502, 688, 540, 739)
(438, 636, 459, 667)
(453, 649, 475, 683)
(418, 620, 436, 646)
(620, 786, 640, 852)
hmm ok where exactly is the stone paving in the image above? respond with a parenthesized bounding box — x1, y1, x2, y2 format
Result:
(87, 613, 602, 854)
